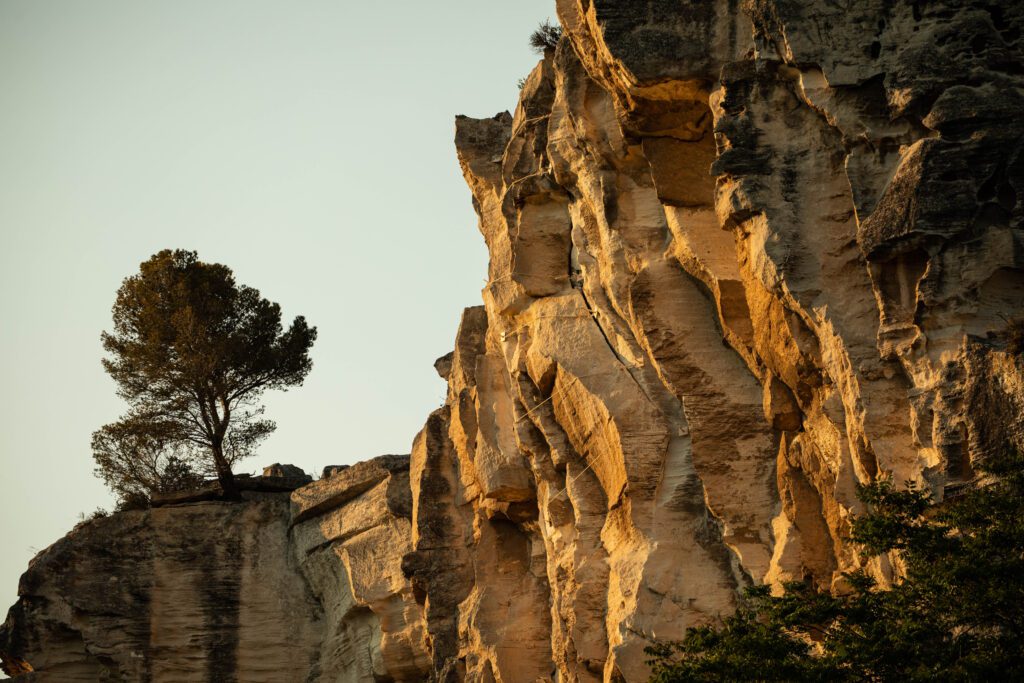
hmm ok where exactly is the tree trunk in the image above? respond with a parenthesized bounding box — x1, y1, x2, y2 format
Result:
(211, 443, 239, 500)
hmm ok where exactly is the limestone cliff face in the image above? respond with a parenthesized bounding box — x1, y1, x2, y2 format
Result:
(290, 456, 431, 681)
(3, 1, 1023, 681)
(1, 458, 429, 682)
(0, 494, 323, 682)
(403, 0, 1024, 679)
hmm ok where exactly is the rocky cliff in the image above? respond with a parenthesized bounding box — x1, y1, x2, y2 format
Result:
(3, 0, 1023, 680)
(0, 458, 429, 682)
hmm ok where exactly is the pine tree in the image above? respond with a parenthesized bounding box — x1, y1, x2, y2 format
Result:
(95, 249, 316, 502)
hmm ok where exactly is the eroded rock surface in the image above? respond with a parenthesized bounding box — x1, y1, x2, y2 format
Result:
(406, 0, 1024, 679)
(291, 455, 431, 682)
(1, 458, 429, 682)
(3, 1, 1023, 681)
(0, 495, 322, 682)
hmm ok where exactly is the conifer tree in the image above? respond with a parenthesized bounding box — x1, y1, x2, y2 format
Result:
(94, 249, 316, 502)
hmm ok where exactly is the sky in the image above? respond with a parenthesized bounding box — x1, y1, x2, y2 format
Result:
(0, 0, 554, 625)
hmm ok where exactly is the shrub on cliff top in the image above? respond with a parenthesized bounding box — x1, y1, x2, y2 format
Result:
(647, 445, 1024, 681)
(529, 19, 562, 54)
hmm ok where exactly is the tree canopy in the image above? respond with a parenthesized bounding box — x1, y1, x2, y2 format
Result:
(647, 444, 1024, 682)
(94, 249, 316, 503)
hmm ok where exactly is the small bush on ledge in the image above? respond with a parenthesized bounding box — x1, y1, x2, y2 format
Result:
(529, 19, 562, 54)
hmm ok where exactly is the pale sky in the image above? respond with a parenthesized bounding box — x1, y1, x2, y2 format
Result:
(0, 0, 553, 623)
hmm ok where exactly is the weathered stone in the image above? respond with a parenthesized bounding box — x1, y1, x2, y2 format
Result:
(408, 0, 1023, 678)
(262, 463, 311, 481)
(291, 455, 430, 682)
(0, 497, 322, 682)
(433, 351, 454, 381)
(1, 457, 430, 682)
(149, 470, 313, 507)
(290, 454, 409, 524)
(321, 465, 349, 478)
(4, 1, 1023, 680)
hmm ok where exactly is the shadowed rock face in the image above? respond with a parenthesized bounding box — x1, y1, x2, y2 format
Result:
(1, 458, 430, 682)
(0, 496, 323, 683)
(3, 1, 1023, 681)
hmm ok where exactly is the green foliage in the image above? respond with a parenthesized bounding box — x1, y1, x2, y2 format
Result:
(647, 584, 841, 682)
(647, 446, 1024, 682)
(94, 249, 316, 500)
(93, 420, 204, 508)
(529, 19, 562, 54)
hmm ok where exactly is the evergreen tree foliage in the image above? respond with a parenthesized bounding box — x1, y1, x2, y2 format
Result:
(647, 445, 1024, 682)
(93, 419, 204, 509)
(94, 249, 316, 502)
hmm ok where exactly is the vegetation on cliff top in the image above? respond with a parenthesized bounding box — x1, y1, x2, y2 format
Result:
(93, 249, 316, 504)
(518, 20, 563, 90)
(647, 445, 1024, 681)
(529, 19, 562, 54)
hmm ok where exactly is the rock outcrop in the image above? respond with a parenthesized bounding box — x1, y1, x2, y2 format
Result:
(1, 458, 429, 682)
(404, 0, 1023, 679)
(3, 0, 1023, 680)
(0, 494, 322, 682)
(291, 456, 431, 681)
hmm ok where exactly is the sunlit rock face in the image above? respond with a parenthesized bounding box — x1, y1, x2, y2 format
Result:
(291, 455, 431, 682)
(3, 1, 1023, 681)
(406, 0, 1024, 679)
